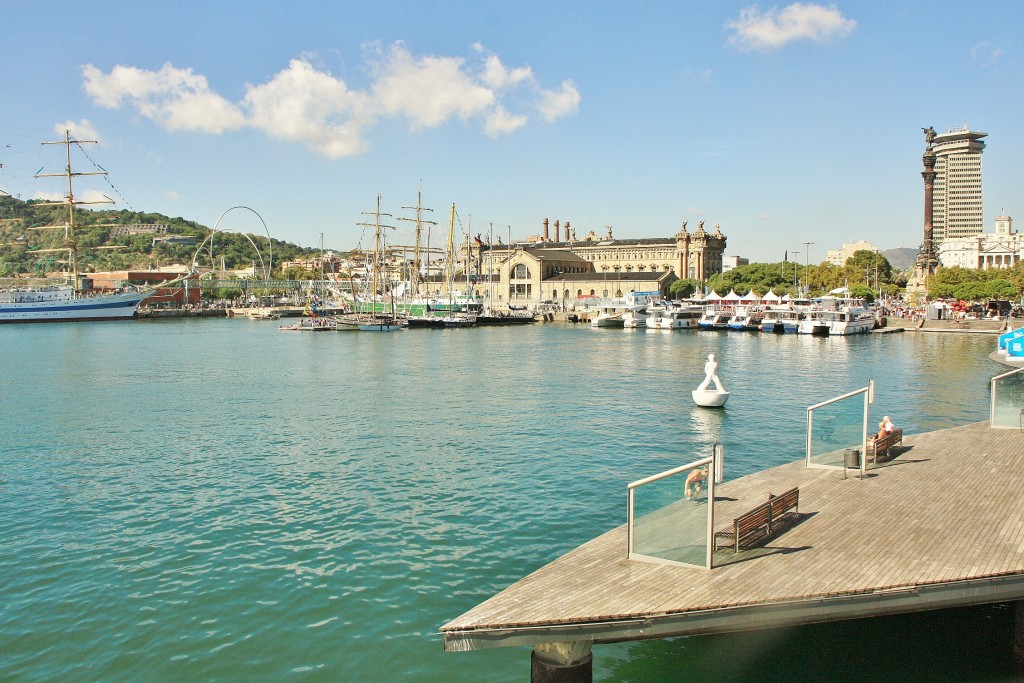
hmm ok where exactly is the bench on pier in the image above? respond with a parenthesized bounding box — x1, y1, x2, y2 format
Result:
(714, 487, 800, 553)
(868, 428, 903, 463)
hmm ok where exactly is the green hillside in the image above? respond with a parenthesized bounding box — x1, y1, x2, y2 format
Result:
(0, 195, 324, 278)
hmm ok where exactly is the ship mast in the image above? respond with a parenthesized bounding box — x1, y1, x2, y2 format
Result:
(34, 130, 110, 290)
(443, 203, 456, 297)
(357, 194, 394, 314)
(397, 183, 436, 300)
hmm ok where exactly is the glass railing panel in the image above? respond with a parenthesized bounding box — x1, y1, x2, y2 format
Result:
(629, 462, 710, 568)
(991, 368, 1024, 429)
(808, 392, 865, 468)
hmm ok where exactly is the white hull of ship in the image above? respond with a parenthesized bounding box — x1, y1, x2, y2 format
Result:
(0, 289, 153, 323)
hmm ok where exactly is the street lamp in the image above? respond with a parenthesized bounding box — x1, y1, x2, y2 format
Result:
(790, 251, 800, 289)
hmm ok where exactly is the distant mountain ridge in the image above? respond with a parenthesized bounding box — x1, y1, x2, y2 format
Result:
(882, 247, 918, 271)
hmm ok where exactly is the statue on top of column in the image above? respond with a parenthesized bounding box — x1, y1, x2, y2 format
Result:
(922, 126, 936, 148)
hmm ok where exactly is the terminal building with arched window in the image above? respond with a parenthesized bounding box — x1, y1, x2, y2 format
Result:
(461, 219, 727, 308)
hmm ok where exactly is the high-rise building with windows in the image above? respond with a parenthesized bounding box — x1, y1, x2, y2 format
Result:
(931, 127, 987, 244)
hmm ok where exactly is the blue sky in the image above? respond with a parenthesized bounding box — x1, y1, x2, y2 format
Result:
(2, 1, 1022, 263)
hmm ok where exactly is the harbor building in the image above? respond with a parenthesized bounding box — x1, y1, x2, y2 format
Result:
(721, 255, 748, 272)
(938, 213, 1023, 269)
(930, 126, 987, 244)
(826, 240, 881, 266)
(461, 219, 727, 307)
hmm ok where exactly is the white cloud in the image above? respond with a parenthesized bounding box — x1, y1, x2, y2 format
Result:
(479, 52, 534, 90)
(970, 41, 1003, 68)
(54, 119, 101, 142)
(535, 80, 581, 122)
(166, 191, 180, 201)
(32, 188, 110, 205)
(243, 58, 372, 158)
(83, 63, 246, 133)
(369, 43, 495, 128)
(485, 106, 528, 136)
(686, 67, 713, 84)
(727, 3, 857, 51)
(81, 43, 578, 158)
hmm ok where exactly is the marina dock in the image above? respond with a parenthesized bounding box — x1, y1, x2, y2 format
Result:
(441, 422, 1024, 680)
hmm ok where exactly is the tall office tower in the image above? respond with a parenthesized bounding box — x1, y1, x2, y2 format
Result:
(930, 127, 987, 244)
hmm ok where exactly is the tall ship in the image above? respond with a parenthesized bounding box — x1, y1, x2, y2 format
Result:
(0, 130, 156, 323)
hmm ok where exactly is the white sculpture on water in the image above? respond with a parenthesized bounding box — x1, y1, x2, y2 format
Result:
(692, 353, 730, 407)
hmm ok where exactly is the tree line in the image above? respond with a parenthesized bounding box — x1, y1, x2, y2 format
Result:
(669, 249, 1024, 302)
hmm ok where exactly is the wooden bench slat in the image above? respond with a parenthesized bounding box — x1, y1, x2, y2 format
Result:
(715, 487, 799, 553)
(868, 428, 904, 463)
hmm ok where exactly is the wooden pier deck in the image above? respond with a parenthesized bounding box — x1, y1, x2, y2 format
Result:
(442, 422, 1024, 653)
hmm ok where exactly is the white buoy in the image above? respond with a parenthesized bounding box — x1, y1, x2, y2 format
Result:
(692, 353, 730, 407)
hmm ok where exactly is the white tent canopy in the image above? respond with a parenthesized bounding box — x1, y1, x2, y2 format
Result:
(740, 289, 757, 301)
(706, 290, 722, 301)
(723, 289, 741, 301)
(761, 289, 782, 303)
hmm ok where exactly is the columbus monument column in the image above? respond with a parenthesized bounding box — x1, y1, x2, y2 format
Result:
(920, 126, 938, 273)
(907, 126, 938, 301)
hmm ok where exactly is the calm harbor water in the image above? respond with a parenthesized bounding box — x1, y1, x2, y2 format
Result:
(0, 320, 1015, 681)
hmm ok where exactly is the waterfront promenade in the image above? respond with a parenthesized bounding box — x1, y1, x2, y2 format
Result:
(442, 422, 1024, 680)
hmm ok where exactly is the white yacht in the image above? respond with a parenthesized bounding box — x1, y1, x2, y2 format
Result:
(727, 305, 763, 331)
(648, 306, 702, 330)
(760, 307, 804, 334)
(591, 307, 625, 328)
(621, 307, 649, 328)
(797, 297, 876, 336)
(697, 305, 731, 330)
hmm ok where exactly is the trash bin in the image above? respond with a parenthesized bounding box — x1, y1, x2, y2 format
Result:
(844, 448, 861, 467)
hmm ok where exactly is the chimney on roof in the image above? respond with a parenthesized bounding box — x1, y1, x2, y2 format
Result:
(564, 221, 570, 242)
(543, 218, 549, 242)
(554, 220, 560, 242)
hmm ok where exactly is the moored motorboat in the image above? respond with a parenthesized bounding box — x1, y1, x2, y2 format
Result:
(647, 306, 702, 330)
(697, 305, 731, 330)
(591, 308, 625, 328)
(622, 307, 649, 328)
(797, 297, 875, 336)
(278, 318, 336, 331)
(727, 306, 763, 331)
(760, 307, 804, 333)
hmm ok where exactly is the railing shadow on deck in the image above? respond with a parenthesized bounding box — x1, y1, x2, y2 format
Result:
(870, 445, 924, 468)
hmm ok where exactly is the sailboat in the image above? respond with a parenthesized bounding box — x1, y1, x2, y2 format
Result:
(439, 206, 476, 328)
(0, 130, 157, 323)
(356, 194, 404, 332)
(474, 223, 536, 326)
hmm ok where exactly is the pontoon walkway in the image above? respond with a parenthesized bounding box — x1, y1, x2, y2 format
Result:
(441, 422, 1024, 681)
